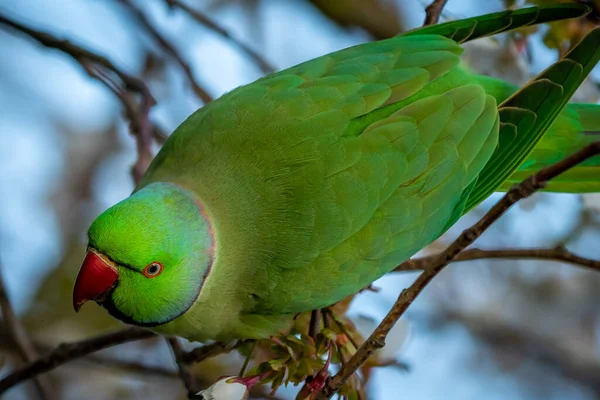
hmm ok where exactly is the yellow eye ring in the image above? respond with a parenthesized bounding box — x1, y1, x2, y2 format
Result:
(142, 262, 164, 278)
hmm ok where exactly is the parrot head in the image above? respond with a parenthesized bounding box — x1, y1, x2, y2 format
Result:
(72, 182, 215, 327)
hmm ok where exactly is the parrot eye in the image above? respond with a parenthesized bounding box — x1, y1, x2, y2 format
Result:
(142, 262, 164, 278)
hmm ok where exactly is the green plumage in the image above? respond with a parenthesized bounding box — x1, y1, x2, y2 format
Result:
(79, 4, 600, 341)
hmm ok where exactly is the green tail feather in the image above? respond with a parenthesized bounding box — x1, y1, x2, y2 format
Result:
(464, 27, 600, 210)
(406, 3, 590, 43)
(405, 3, 599, 197)
(502, 103, 600, 192)
(466, 72, 600, 194)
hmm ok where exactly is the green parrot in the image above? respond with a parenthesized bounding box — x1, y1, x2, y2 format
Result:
(73, 4, 600, 342)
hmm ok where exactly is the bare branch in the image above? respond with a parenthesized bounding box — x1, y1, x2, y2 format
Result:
(79, 62, 154, 182)
(165, 0, 275, 74)
(180, 341, 240, 364)
(119, 0, 213, 104)
(76, 351, 179, 379)
(0, 14, 150, 94)
(0, 12, 157, 183)
(0, 328, 155, 396)
(318, 142, 600, 398)
(396, 246, 600, 272)
(424, 0, 449, 26)
(309, 309, 321, 340)
(167, 338, 197, 397)
(0, 266, 55, 399)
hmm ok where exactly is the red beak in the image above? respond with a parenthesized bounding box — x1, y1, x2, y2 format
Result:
(73, 249, 118, 312)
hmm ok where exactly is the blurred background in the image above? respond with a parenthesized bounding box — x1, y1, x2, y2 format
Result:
(1, 0, 600, 399)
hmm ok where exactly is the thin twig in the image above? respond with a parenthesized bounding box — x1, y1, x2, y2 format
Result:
(0, 12, 157, 182)
(0, 266, 55, 399)
(3, 338, 179, 379)
(165, 0, 275, 74)
(0, 328, 155, 396)
(181, 341, 240, 364)
(318, 142, 600, 398)
(423, 0, 449, 26)
(76, 352, 179, 379)
(239, 341, 257, 377)
(0, 14, 150, 94)
(309, 309, 321, 340)
(119, 0, 213, 104)
(0, 328, 200, 381)
(167, 338, 197, 397)
(80, 62, 154, 182)
(395, 246, 600, 272)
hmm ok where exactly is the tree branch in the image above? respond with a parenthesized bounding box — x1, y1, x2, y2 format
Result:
(167, 338, 197, 397)
(119, 0, 213, 104)
(79, 62, 155, 182)
(180, 341, 240, 364)
(396, 246, 600, 272)
(309, 309, 321, 340)
(165, 0, 275, 74)
(74, 351, 179, 379)
(0, 265, 55, 399)
(0, 327, 155, 396)
(318, 141, 600, 398)
(0, 12, 158, 182)
(424, 0, 449, 26)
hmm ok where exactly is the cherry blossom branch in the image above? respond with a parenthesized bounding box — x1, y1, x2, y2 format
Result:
(317, 142, 600, 398)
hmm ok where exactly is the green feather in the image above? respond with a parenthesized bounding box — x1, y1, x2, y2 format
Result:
(455, 69, 600, 193)
(464, 28, 600, 211)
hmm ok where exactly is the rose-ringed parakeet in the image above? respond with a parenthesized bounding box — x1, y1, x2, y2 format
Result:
(73, 4, 600, 342)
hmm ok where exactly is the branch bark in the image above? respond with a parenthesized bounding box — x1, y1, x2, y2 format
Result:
(424, 0, 449, 26)
(395, 246, 600, 272)
(317, 142, 600, 398)
(0, 327, 155, 396)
